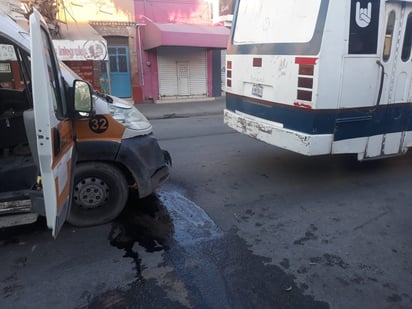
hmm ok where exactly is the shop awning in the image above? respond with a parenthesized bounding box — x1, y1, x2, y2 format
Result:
(53, 22, 108, 61)
(143, 22, 230, 50)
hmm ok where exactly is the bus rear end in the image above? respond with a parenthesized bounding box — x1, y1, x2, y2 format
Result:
(225, 0, 412, 160)
(224, 0, 333, 156)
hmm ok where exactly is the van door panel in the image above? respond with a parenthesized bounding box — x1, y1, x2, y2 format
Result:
(30, 9, 75, 237)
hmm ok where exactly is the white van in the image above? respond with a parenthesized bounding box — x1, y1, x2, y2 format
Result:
(0, 9, 170, 237)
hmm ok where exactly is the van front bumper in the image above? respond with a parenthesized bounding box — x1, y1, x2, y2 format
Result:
(116, 134, 170, 198)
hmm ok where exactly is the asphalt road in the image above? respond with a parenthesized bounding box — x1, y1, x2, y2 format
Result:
(1, 114, 411, 308)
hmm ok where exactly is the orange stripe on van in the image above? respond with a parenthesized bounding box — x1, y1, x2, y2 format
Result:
(52, 120, 75, 169)
(55, 158, 72, 211)
(74, 114, 125, 142)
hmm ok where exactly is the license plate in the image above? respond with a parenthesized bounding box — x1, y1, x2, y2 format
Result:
(252, 84, 263, 97)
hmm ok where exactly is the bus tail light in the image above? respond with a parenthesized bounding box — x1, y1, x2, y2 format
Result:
(253, 58, 262, 67)
(295, 57, 317, 106)
(226, 60, 232, 88)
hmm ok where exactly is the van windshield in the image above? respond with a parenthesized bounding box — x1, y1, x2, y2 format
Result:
(233, 0, 322, 45)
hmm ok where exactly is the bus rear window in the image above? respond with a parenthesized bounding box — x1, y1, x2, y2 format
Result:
(233, 0, 322, 45)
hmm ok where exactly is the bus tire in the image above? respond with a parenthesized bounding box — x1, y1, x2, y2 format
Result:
(68, 162, 128, 227)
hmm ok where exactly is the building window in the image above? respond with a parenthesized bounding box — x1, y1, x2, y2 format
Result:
(108, 46, 129, 73)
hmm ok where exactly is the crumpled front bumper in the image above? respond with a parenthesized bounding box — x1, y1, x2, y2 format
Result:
(116, 134, 171, 198)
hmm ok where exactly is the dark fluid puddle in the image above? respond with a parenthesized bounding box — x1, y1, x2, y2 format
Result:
(96, 190, 330, 308)
(108, 192, 174, 278)
(108, 189, 223, 279)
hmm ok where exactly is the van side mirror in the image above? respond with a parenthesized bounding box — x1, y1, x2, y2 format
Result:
(73, 80, 93, 115)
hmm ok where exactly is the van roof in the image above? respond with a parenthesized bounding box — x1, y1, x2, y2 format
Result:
(0, 10, 30, 50)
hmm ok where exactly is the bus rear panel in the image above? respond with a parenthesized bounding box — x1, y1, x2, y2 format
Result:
(224, 0, 412, 160)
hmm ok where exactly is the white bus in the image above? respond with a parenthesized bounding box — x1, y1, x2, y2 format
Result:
(224, 0, 412, 160)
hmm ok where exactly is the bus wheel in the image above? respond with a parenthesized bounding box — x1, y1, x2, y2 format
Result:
(68, 162, 128, 227)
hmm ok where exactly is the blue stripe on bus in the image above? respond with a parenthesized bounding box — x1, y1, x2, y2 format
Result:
(226, 93, 412, 142)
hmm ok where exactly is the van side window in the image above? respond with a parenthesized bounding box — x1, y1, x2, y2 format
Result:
(383, 11, 396, 62)
(0, 40, 31, 150)
(401, 13, 412, 62)
(0, 44, 25, 90)
(40, 28, 67, 118)
(0, 42, 31, 106)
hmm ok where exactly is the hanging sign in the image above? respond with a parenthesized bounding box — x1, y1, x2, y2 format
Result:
(53, 40, 108, 61)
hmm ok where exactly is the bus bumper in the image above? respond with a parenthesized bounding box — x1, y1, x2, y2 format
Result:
(224, 109, 333, 156)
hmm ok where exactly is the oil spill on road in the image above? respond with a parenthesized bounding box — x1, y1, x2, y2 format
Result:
(100, 190, 330, 309)
(108, 193, 174, 278)
(157, 190, 223, 245)
(107, 190, 223, 277)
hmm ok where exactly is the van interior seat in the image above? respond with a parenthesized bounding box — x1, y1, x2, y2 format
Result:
(0, 88, 30, 149)
(0, 89, 38, 194)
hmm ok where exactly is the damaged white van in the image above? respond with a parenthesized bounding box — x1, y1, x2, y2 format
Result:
(0, 9, 170, 237)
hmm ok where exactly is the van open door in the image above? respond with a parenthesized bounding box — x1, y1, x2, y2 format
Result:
(29, 9, 78, 237)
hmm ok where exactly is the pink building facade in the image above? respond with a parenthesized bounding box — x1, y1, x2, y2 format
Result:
(134, 0, 229, 102)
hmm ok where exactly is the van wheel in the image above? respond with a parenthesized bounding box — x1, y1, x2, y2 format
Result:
(68, 162, 128, 227)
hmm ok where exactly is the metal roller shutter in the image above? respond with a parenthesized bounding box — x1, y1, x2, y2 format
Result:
(158, 46, 207, 99)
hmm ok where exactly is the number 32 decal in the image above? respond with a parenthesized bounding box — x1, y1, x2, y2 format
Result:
(89, 115, 109, 133)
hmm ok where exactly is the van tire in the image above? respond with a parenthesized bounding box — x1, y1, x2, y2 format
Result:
(68, 162, 128, 227)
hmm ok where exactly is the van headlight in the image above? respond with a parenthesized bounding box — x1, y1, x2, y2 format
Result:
(108, 104, 151, 131)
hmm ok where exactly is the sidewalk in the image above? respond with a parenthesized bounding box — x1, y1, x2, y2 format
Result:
(135, 96, 226, 120)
